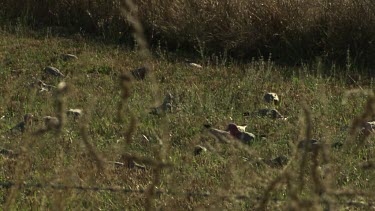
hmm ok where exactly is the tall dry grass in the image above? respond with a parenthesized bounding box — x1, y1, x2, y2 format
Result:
(1, 0, 375, 67)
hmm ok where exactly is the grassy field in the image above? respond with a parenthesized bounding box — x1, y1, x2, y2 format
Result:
(1, 0, 375, 207)
(1, 25, 375, 210)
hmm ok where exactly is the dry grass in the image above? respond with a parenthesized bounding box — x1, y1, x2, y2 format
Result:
(1, 1, 375, 210)
(1, 0, 375, 67)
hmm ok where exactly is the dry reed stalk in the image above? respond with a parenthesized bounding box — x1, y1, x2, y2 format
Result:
(257, 172, 289, 211)
(120, 0, 169, 209)
(121, 0, 160, 105)
(3, 132, 38, 209)
(124, 114, 137, 144)
(296, 104, 312, 195)
(117, 73, 137, 144)
(79, 112, 105, 175)
(56, 82, 68, 132)
(117, 73, 132, 123)
(4, 82, 71, 208)
(258, 102, 329, 210)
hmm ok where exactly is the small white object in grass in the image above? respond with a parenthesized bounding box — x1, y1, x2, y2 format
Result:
(185, 59, 203, 68)
(44, 66, 64, 77)
(237, 125, 247, 132)
(194, 145, 207, 155)
(188, 63, 203, 68)
(130, 161, 146, 170)
(57, 81, 67, 90)
(142, 134, 150, 142)
(62, 53, 78, 61)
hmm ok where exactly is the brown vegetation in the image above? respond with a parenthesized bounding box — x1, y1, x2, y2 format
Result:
(1, 0, 375, 67)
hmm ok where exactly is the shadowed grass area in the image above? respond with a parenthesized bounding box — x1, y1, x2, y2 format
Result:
(1, 26, 375, 210)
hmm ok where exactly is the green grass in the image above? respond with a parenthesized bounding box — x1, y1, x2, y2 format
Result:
(1, 27, 375, 210)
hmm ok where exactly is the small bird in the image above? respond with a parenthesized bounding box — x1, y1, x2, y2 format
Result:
(10, 113, 34, 133)
(44, 66, 64, 77)
(61, 53, 78, 61)
(37, 79, 55, 92)
(264, 92, 279, 105)
(362, 121, 375, 136)
(194, 145, 207, 156)
(131, 67, 148, 80)
(298, 139, 320, 151)
(226, 123, 256, 144)
(150, 93, 174, 115)
(43, 116, 59, 130)
(269, 109, 286, 119)
(66, 109, 83, 119)
(258, 108, 287, 120)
